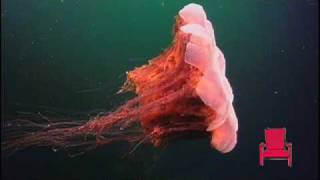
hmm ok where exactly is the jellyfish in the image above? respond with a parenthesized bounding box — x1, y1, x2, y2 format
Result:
(2, 3, 238, 156)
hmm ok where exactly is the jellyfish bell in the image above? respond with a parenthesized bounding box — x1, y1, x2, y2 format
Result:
(3, 3, 238, 156)
(178, 3, 238, 153)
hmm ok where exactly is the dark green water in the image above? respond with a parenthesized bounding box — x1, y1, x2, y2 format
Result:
(2, 0, 318, 179)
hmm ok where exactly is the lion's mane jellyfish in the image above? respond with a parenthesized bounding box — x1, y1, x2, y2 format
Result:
(2, 3, 238, 156)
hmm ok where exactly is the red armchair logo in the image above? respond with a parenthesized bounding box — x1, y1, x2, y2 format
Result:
(259, 128, 293, 167)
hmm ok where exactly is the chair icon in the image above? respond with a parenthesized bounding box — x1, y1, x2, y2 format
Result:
(259, 128, 293, 167)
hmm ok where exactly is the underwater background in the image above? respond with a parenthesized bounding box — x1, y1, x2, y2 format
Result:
(1, 0, 318, 179)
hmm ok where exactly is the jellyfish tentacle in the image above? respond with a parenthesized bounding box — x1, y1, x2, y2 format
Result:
(2, 3, 238, 156)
